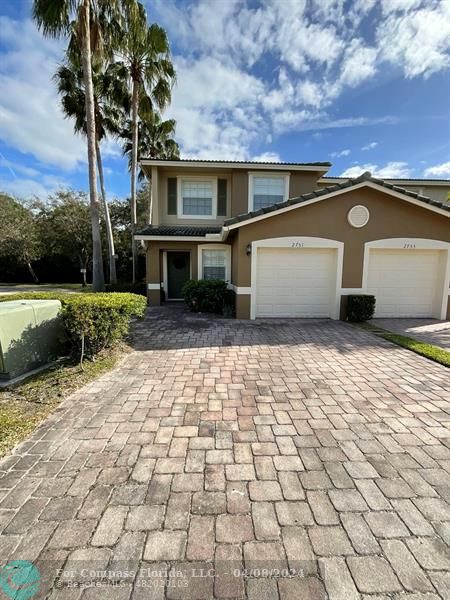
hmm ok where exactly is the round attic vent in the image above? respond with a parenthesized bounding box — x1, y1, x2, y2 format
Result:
(348, 205, 370, 228)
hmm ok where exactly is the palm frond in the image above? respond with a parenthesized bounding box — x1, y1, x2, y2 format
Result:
(32, 0, 74, 37)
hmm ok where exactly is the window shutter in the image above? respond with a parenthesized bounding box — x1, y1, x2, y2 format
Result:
(167, 178, 177, 215)
(217, 179, 227, 216)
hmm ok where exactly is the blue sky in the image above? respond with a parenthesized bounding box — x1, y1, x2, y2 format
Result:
(0, 0, 450, 200)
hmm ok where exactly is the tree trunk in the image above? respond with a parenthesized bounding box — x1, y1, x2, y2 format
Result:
(27, 261, 39, 283)
(81, 0, 104, 292)
(130, 78, 139, 284)
(96, 140, 117, 284)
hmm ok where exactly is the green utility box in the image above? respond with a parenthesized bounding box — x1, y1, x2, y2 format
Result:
(0, 300, 63, 380)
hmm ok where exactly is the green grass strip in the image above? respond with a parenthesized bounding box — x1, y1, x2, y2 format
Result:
(0, 347, 126, 457)
(358, 322, 450, 368)
(379, 332, 450, 368)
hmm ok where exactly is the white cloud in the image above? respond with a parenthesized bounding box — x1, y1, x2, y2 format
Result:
(381, 0, 423, 14)
(252, 152, 281, 163)
(341, 162, 411, 178)
(377, 2, 450, 78)
(330, 149, 351, 157)
(2, 0, 450, 171)
(362, 142, 378, 150)
(0, 17, 85, 170)
(338, 39, 377, 87)
(424, 161, 450, 177)
(297, 80, 323, 108)
(0, 173, 69, 199)
(167, 56, 266, 159)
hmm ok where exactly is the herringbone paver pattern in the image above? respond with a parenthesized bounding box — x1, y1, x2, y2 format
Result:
(1, 307, 450, 599)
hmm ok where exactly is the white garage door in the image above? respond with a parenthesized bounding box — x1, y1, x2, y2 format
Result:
(367, 249, 444, 317)
(255, 247, 337, 317)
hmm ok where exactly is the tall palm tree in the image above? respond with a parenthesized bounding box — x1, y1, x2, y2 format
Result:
(55, 59, 129, 284)
(33, 0, 120, 291)
(122, 112, 179, 223)
(117, 1, 175, 281)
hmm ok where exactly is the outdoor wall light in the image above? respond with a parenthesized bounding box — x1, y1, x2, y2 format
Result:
(246, 244, 252, 256)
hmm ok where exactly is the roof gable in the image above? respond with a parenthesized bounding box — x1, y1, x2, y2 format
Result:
(224, 171, 450, 230)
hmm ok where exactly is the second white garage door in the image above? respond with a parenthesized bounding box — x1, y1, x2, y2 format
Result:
(255, 247, 338, 318)
(367, 249, 445, 318)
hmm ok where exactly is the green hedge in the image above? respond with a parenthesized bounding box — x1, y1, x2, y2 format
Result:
(347, 294, 376, 322)
(105, 282, 147, 296)
(0, 292, 147, 357)
(182, 280, 232, 315)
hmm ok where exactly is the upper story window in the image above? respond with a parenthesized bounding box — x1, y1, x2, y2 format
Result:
(248, 173, 289, 211)
(177, 178, 218, 219)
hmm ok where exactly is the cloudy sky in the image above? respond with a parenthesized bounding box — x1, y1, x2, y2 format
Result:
(0, 0, 449, 200)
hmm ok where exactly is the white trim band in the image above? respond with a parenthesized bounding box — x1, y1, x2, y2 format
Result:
(228, 284, 251, 295)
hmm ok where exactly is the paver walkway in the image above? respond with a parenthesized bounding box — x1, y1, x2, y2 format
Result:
(1, 308, 450, 599)
(373, 318, 450, 351)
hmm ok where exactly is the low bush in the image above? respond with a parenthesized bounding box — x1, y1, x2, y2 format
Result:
(346, 294, 376, 322)
(0, 292, 147, 358)
(106, 282, 147, 296)
(182, 280, 229, 314)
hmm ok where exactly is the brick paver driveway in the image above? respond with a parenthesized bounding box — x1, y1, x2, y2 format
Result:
(1, 308, 450, 599)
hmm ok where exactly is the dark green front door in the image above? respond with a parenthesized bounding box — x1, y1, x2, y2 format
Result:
(167, 252, 190, 299)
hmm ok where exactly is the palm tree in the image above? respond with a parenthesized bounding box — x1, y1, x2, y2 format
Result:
(33, 0, 119, 291)
(122, 112, 179, 223)
(117, 2, 175, 281)
(55, 59, 129, 284)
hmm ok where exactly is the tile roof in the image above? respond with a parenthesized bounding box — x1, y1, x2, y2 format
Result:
(321, 176, 450, 184)
(136, 225, 222, 237)
(224, 171, 450, 227)
(141, 158, 331, 167)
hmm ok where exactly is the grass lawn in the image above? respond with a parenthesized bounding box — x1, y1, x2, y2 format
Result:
(0, 283, 92, 292)
(359, 323, 450, 368)
(0, 345, 128, 458)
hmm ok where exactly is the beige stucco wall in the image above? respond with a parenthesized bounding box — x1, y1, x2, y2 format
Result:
(317, 181, 450, 205)
(157, 169, 231, 226)
(232, 187, 450, 287)
(153, 167, 324, 225)
(145, 185, 450, 318)
(231, 187, 450, 318)
(146, 239, 233, 305)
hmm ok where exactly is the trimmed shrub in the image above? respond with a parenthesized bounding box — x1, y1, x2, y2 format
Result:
(106, 282, 147, 296)
(182, 280, 229, 314)
(0, 292, 147, 357)
(347, 294, 376, 322)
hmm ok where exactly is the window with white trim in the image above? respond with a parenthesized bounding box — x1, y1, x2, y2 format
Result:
(198, 245, 231, 282)
(202, 249, 227, 280)
(181, 180, 213, 216)
(249, 174, 289, 211)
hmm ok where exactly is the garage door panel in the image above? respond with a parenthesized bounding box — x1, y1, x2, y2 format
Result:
(255, 247, 337, 318)
(367, 249, 443, 318)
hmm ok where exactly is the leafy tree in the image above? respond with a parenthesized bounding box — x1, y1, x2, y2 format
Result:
(55, 58, 129, 284)
(0, 194, 42, 282)
(33, 0, 119, 291)
(33, 191, 92, 286)
(116, 1, 175, 281)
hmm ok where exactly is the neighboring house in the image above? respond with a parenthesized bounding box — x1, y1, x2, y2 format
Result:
(135, 159, 450, 320)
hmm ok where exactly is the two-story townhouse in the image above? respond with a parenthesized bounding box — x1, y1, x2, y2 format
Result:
(135, 159, 450, 321)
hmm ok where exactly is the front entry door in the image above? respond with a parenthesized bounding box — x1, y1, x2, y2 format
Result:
(167, 252, 190, 299)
